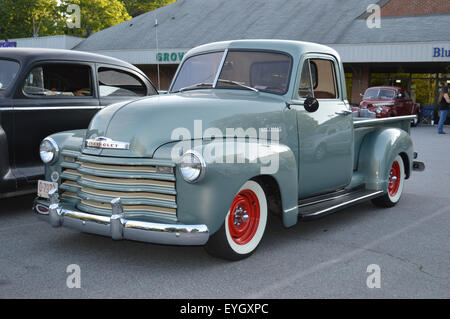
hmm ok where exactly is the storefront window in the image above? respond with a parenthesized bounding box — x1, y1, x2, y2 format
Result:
(388, 73, 410, 89)
(411, 78, 436, 106)
(345, 73, 352, 103)
(370, 73, 389, 87)
(368, 72, 441, 106)
(412, 73, 437, 79)
(438, 73, 450, 88)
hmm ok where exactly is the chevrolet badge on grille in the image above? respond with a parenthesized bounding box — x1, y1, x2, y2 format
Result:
(85, 137, 130, 150)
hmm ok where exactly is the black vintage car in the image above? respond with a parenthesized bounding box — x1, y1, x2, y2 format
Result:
(0, 48, 157, 198)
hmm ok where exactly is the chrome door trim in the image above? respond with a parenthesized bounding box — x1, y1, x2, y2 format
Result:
(1, 106, 103, 111)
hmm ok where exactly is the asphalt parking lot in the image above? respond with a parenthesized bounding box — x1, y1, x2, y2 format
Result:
(0, 125, 449, 299)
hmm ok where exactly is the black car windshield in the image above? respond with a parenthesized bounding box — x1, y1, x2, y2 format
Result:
(171, 50, 292, 95)
(0, 59, 20, 90)
(364, 88, 396, 100)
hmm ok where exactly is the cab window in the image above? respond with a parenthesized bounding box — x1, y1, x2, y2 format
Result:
(297, 59, 314, 98)
(297, 58, 338, 99)
(98, 68, 149, 97)
(23, 64, 92, 97)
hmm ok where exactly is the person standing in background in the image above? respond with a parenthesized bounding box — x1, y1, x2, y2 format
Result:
(437, 86, 450, 134)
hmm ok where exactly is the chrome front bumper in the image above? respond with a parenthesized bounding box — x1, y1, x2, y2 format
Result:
(34, 190, 209, 246)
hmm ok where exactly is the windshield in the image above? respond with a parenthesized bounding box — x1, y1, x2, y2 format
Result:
(171, 52, 224, 92)
(364, 88, 396, 100)
(0, 59, 20, 90)
(171, 50, 292, 95)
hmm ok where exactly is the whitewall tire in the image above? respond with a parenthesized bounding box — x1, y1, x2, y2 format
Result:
(205, 180, 268, 260)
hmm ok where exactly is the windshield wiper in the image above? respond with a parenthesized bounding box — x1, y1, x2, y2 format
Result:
(176, 82, 214, 93)
(216, 79, 259, 92)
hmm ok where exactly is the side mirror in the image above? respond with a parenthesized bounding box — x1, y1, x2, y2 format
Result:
(304, 96, 319, 113)
(360, 93, 364, 97)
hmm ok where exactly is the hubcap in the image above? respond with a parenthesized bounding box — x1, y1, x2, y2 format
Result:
(388, 161, 401, 197)
(228, 189, 260, 245)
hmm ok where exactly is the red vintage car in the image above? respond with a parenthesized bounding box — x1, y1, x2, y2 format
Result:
(359, 86, 419, 126)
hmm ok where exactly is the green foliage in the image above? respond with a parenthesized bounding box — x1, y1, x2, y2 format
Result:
(0, 0, 63, 39)
(0, 0, 175, 39)
(60, 0, 131, 37)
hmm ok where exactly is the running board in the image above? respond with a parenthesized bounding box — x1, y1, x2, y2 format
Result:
(299, 189, 384, 220)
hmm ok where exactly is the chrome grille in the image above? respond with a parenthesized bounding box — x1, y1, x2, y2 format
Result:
(59, 151, 177, 218)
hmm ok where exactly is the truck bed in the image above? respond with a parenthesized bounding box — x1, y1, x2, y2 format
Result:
(352, 115, 416, 172)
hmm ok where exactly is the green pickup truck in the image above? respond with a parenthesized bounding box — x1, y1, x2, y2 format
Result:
(34, 40, 425, 260)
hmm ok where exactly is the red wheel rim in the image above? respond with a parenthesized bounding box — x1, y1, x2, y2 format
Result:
(228, 189, 260, 245)
(388, 161, 401, 197)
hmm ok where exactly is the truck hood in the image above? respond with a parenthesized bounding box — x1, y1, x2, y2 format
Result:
(83, 90, 285, 158)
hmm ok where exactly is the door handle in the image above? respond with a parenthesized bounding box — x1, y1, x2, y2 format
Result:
(335, 110, 352, 116)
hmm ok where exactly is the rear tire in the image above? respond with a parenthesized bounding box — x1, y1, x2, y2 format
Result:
(204, 180, 268, 261)
(372, 155, 405, 208)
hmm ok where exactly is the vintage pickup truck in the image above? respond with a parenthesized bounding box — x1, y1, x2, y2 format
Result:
(34, 40, 425, 260)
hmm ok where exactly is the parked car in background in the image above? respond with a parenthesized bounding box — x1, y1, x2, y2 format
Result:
(0, 48, 157, 198)
(359, 86, 419, 126)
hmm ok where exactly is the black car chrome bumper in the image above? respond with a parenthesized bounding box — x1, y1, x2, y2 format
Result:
(34, 190, 209, 246)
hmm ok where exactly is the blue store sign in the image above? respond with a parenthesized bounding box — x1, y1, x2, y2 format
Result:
(433, 47, 450, 57)
(0, 42, 17, 48)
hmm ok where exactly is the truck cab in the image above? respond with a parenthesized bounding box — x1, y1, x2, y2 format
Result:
(34, 40, 424, 260)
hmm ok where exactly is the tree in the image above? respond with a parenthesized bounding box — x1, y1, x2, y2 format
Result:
(121, 0, 177, 17)
(0, 0, 63, 40)
(0, 0, 132, 39)
(60, 0, 131, 37)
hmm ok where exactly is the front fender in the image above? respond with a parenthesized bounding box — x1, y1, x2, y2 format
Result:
(357, 128, 413, 192)
(153, 139, 299, 235)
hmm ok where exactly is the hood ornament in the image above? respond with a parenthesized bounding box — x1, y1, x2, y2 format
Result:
(85, 136, 130, 150)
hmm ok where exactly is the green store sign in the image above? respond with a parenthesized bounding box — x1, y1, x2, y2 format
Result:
(156, 52, 186, 63)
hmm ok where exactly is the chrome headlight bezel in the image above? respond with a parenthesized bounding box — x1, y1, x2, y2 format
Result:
(179, 150, 206, 183)
(39, 137, 59, 165)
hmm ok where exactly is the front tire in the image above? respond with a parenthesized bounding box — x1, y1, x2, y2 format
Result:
(205, 180, 268, 261)
(372, 155, 405, 208)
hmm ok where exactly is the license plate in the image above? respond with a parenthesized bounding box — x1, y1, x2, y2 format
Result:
(38, 180, 58, 199)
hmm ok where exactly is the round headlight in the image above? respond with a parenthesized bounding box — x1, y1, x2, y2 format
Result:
(39, 137, 59, 164)
(179, 150, 206, 183)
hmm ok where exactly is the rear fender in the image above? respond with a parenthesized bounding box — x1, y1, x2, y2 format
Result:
(357, 128, 413, 192)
